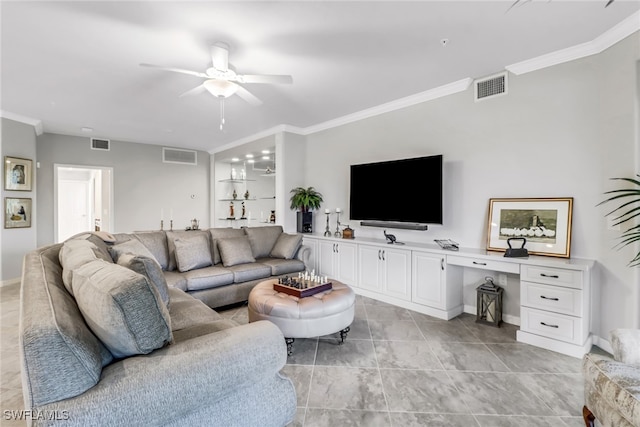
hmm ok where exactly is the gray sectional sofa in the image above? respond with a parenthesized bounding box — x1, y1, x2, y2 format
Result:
(19, 226, 303, 426)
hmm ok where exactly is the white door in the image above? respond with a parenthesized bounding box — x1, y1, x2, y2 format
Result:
(335, 242, 358, 285)
(411, 252, 445, 308)
(383, 248, 411, 301)
(58, 180, 91, 241)
(358, 245, 383, 292)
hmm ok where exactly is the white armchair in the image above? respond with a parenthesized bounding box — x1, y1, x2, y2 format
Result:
(582, 329, 640, 426)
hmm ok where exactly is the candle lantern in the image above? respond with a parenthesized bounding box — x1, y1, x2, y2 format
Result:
(476, 276, 503, 328)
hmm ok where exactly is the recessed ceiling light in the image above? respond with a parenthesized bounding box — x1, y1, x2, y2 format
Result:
(261, 150, 270, 154)
(246, 154, 254, 158)
(247, 159, 255, 164)
(81, 127, 93, 133)
(231, 157, 240, 162)
(262, 156, 270, 160)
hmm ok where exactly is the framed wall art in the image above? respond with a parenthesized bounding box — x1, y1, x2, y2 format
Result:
(5, 197, 32, 229)
(486, 198, 573, 258)
(4, 156, 33, 191)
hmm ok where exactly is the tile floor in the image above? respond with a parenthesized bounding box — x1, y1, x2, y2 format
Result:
(1, 282, 589, 426)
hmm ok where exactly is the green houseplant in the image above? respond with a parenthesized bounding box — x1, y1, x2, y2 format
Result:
(289, 187, 323, 233)
(289, 187, 323, 212)
(598, 174, 640, 267)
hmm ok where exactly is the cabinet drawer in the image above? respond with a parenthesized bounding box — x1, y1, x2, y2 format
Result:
(447, 255, 519, 274)
(520, 307, 584, 344)
(521, 281, 582, 317)
(521, 265, 583, 289)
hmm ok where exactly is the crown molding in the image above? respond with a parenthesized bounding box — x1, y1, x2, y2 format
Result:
(506, 11, 640, 75)
(209, 124, 306, 154)
(0, 110, 43, 135)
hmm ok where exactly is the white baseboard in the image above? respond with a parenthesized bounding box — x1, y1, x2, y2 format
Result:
(592, 335, 613, 354)
(463, 304, 521, 326)
(0, 278, 20, 288)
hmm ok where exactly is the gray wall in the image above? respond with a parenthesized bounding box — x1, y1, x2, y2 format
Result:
(37, 134, 209, 246)
(1, 118, 38, 281)
(302, 33, 639, 337)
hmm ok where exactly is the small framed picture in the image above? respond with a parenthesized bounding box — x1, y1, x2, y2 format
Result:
(5, 197, 32, 229)
(4, 156, 33, 191)
(486, 198, 573, 258)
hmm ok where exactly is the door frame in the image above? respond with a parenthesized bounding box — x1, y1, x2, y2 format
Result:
(54, 164, 114, 243)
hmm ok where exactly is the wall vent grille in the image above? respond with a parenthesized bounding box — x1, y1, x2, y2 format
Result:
(90, 138, 110, 151)
(474, 72, 507, 101)
(163, 147, 197, 165)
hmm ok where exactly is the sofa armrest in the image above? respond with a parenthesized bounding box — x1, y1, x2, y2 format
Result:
(295, 244, 311, 270)
(611, 329, 640, 365)
(34, 321, 289, 426)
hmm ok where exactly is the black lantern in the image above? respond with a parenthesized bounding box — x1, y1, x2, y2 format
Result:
(476, 277, 503, 327)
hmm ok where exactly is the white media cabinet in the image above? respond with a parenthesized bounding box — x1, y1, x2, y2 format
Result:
(302, 235, 595, 358)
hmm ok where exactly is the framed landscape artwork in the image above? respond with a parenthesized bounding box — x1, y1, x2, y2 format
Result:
(5, 197, 32, 229)
(486, 198, 573, 258)
(4, 156, 33, 191)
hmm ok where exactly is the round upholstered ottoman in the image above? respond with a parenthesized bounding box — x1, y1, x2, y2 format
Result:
(248, 278, 355, 355)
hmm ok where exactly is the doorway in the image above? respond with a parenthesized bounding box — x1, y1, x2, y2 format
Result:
(54, 164, 114, 243)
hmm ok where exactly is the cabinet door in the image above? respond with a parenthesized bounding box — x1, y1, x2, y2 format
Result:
(358, 245, 383, 292)
(383, 248, 411, 301)
(336, 242, 358, 285)
(318, 240, 336, 278)
(411, 251, 445, 308)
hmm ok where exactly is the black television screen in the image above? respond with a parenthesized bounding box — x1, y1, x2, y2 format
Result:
(349, 155, 442, 225)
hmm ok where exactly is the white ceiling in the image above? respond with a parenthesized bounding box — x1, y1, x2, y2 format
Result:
(1, 1, 639, 153)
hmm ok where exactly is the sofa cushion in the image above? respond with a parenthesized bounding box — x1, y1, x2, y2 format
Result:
(218, 236, 256, 267)
(109, 239, 159, 266)
(228, 263, 272, 283)
(173, 233, 213, 272)
(183, 265, 234, 291)
(244, 226, 283, 258)
(209, 228, 245, 264)
(167, 287, 225, 331)
(270, 233, 303, 259)
(72, 260, 173, 359)
(164, 270, 188, 292)
(258, 258, 306, 276)
(59, 238, 113, 295)
(116, 253, 170, 308)
(132, 231, 170, 271)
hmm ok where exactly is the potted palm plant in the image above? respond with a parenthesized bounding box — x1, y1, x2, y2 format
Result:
(289, 187, 323, 233)
(598, 174, 640, 267)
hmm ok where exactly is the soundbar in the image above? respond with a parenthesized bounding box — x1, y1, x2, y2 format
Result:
(360, 221, 428, 231)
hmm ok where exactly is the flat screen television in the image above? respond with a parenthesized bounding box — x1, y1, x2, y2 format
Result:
(349, 154, 442, 227)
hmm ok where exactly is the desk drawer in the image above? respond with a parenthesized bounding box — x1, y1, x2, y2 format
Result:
(447, 255, 519, 274)
(520, 307, 584, 344)
(521, 281, 582, 317)
(521, 265, 583, 289)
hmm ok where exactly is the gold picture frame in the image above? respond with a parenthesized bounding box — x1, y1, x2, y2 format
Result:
(486, 198, 573, 258)
(4, 156, 33, 191)
(5, 197, 32, 229)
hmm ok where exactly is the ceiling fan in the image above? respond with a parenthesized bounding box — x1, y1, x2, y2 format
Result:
(140, 42, 292, 128)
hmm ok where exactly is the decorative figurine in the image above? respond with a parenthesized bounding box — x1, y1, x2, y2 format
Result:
(241, 202, 246, 219)
(232, 189, 237, 200)
(244, 190, 250, 200)
(269, 210, 276, 223)
(229, 201, 235, 219)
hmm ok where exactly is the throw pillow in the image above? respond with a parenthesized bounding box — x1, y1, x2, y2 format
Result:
(218, 236, 256, 267)
(59, 238, 113, 295)
(209, 228, 245, 264)
(72, 260, 172, 359)
(117, 253, 170, 308)
(270, 233, 303, 259)
(109, 239, 159, 266)
(173, 234, 213, 272)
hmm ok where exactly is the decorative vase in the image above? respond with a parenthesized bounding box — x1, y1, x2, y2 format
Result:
(244, 190, 249, 200)
(232, 189, 237, 200)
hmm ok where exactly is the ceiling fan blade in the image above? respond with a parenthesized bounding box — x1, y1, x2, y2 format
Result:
(140, 63, 207, 78)
(234, 85, 263, 107)
(239, 74, 293, 85)
(211, 43, 229, 71)
(179, 84, 207, 98)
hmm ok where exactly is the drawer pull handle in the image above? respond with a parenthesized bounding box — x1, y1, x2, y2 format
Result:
(473, 261, 487, 266)
(540, 273, 559, 279)
(540, 295, 559, 301)
(540, 322, 559, 328)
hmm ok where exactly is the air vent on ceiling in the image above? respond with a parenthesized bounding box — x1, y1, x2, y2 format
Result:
(90, 138, 110, 151)
(474, 72, 507, 102)
(163, 147, 197, 165)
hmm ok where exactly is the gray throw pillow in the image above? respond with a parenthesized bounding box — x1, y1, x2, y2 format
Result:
(218, 237, 256, 267)
(174, 234, 213, 272)
(270, 233, 303, 259)
(109, 239, 159, 265)
(72, 260, 172, 359)
(209, 228, 246, 264)
(59, 238, 113, 295)
(117, 253, 170, 308)
(244, 226, 283, 258)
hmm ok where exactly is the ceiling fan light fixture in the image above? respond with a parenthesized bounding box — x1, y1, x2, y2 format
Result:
(203, 79, 237, 98)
